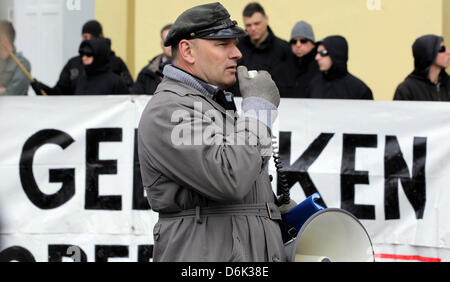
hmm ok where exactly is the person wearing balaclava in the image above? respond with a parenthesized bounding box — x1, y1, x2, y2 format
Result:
(74, 38, 129, 95)
(31, 20, 133, 95)
(394, 34, 450, 101)
(308, 35, 373, 100)
(278, 20, 320, 98)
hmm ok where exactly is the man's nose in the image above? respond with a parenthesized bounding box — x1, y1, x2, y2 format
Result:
(231, 45, 242, 60)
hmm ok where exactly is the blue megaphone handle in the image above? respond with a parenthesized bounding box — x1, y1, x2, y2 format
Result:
(284, 193, 325, 233)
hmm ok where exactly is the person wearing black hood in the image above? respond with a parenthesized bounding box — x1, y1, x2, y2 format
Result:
(75, 38, 129, 95)
(278, 21, 320, 98)
(394, 35, 450, 101)
(308, 35, 373, 100)
(31, 20, 133, 95)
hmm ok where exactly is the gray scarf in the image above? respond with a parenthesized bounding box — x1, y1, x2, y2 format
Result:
(163, 64, 234, 103)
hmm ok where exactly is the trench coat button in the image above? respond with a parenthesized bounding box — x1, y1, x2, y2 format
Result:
(269, 175, 273, 182)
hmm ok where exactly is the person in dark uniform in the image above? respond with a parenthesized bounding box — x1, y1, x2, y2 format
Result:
(31, 20, 133, 95)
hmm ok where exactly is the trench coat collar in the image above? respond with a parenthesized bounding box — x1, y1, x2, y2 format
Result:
(163, 64, 220, 99)
(162, 64, 237, 114)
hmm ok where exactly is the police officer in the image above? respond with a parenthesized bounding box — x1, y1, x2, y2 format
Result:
(138, 2, 287, 262)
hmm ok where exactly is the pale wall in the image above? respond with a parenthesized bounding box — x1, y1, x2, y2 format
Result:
(444, 0, 450, 74)
(95, 0, 131, 76)
(98, 0, 446, 100)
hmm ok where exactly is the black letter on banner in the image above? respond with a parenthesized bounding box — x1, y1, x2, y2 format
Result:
(384, 136, 427, 220)
(277, 132, 334, 207)
(137, 245, 153, 262)
(133, 129, 150, 210)
(95, 245, 129, 262)
(0, 246, 35, 262)
(341, 134, 377, 219)
(48, 245, 88, 262)
(20, 129, 75, 209)
(85, 128, 122, 210)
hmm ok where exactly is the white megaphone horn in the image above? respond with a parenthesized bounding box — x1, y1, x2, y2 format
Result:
(282, 194, 375, 262)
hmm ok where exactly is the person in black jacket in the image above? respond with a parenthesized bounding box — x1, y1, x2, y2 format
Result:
(131, 24, 172, 94)
(32, 20, 133, 95)
(230, 2, 291, 96)
(308, 35, 373, 100)
(75, 38, 129, 95)
(278, 20, 320, 98)
(394, 34, 450, 101)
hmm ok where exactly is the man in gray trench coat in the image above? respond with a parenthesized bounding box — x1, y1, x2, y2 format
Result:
(138, 2, 287, 262)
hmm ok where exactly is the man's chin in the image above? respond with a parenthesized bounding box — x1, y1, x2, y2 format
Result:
(223, 78, 237, 89)
(216, 75, 237, 89)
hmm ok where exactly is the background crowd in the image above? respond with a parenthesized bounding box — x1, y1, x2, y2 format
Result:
(1, 2, 449, 101)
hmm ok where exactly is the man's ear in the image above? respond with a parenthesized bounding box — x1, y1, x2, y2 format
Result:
(178, 39, 196, 64)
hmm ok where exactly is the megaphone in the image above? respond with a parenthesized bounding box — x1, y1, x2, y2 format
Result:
(282, 194, 375, 262)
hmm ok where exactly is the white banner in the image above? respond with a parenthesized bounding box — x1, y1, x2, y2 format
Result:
(0, 96, 449, 262)
(274, 98, 450, 262)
